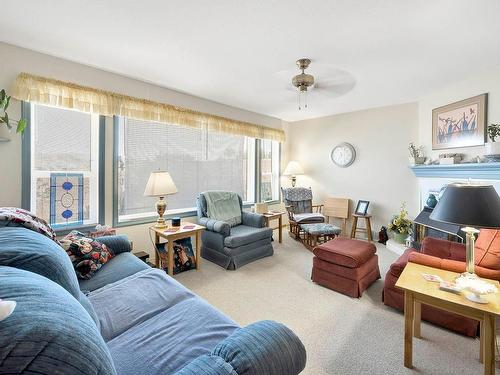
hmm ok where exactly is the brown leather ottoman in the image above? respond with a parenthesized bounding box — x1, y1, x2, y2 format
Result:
(311, 237, 381, 297)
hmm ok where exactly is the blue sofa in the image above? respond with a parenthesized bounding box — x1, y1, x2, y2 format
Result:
(0, 226, 306, 374)
(197, 192, 274, 269)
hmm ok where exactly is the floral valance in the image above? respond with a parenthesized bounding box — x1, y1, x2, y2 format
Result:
(12, 72, 285, 142)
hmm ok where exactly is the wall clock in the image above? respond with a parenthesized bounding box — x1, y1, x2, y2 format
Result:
(331, 142, 356, 168)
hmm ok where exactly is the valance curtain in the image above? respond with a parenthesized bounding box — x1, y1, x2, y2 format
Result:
(12, 72, 285, 142)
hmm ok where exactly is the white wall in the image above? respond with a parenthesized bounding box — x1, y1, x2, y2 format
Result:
(287, 103, 419, 235)
(418, 64, 500, 160)
(0, 42, 285, 256)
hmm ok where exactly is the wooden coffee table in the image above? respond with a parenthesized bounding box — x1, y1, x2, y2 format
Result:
(396, 262, 500, 375)
(262, 211, 285, 243)
(149, 222, 205, 276)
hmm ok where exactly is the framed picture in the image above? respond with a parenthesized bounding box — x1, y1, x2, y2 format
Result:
(355, 200, 370, 216)
(432, 93, 487, 150)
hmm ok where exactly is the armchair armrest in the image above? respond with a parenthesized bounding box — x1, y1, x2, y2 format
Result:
(212, 320, 306, 375)
(95, 235, 131, 255)
(198, 217, 231, 237)
(312, 204, 324, 213)
(421, 237, 466, 261)
(408, 253, 500, 281)
(242, 211, 265, 228)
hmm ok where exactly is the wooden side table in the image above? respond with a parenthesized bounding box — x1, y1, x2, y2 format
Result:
(350, 213, 373, 242)
(396, 262, 500, 375)
(149, 223, 205, 276)
(262, 211, 285, 243)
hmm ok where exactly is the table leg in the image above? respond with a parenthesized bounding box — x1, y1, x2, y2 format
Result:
(350, 216, 358, 239)
(413, 301, 422, 339)
(154, 232, 160, 268)
(195, 232, 201, 270)
(480, 320, 484, 364)
(278, 215, 283, 243)
(365, 217, 373, 242)
(483, 313, 495, 375)
(167, 240, 174, 276)
(404, 291, 414, 369)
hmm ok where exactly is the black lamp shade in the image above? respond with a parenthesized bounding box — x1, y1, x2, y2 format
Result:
(430, 184, 500, 228)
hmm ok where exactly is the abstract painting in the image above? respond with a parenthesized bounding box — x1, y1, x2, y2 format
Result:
(432, 93, 487, 150)
(50, 173, 84, 228)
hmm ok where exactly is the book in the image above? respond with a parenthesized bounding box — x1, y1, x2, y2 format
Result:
(183, 225, 195, 229)
(439, 281, 463, 294)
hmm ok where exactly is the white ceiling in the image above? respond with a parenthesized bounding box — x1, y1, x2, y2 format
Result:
(1, 0, 500, 122)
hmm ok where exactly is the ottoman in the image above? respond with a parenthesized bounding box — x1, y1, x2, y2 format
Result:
(311, 237, 381, 297)
(300, 223, 342, 250)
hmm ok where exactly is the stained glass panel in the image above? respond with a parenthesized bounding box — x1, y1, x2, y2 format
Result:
(49, 173, 84, 227)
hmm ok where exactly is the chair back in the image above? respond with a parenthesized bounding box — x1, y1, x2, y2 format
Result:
(323, 197, 349, 220)
(196, 191, 243, 218)
(281, 187, 313, 214)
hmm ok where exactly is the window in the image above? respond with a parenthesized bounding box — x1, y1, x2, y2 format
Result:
(260, 139, 280, 202)
(115, 117, 256, 224)
(24, 103, 104, 230)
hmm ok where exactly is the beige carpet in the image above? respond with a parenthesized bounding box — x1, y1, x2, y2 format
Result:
(176, 235, 485, 375)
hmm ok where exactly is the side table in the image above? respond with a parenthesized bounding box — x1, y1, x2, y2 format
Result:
(350, 213, 373, 242)
(149, 223, 205, 276)
(262, 211, 285, 243)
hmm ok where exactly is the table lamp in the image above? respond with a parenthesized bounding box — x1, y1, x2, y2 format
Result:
(283, 161, 304, 187)
(430, 183, 500, 302)
(144, 171, 178, 228)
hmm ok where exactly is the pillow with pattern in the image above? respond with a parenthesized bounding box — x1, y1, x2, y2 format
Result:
(60, 231, 114, 279)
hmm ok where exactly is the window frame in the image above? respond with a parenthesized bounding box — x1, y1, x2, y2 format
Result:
(112, 116, 281, 227)
(21, 102, 106, 235)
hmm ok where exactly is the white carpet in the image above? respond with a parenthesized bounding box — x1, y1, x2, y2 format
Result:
(176, 235, 485, 375)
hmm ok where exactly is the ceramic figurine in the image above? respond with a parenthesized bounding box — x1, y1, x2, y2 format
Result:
(378, 226, 389, 245)
(426, 193, 438, 209)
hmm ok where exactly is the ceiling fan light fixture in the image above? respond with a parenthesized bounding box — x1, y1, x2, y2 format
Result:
(291, 58, 315, 110)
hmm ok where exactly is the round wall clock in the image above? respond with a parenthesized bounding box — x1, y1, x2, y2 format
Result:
(331, 142, 356, 168)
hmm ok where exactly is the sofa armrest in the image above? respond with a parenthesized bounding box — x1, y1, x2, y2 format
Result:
(212, 320, 306, 375)
(408, 253, 500, 280)
(241, 211, 265, 228)
(421, 237, 466, 261)
(95, 235, 131, 255)
(198, 217, 231, 237)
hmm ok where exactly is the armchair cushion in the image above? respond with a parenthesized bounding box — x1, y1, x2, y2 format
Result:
(198, 217, 231, 237)
(421, 237, 466, 261)
(241, 211, 265, 228)
(224, 225, 272, 248)
(293, 213, 325, 223)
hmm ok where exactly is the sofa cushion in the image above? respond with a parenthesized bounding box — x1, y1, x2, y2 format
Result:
(0, 227, 81, 300)
(60, 230, 115, 279)
(475, 229, 500, 270)
(79, 291, 101, 331)
(0, 266, 116, 375)
(79, 252, 149, 292)
(89, 268, 195, 341)
(313, 237, 376, 268)
(224, 225, 272, 248)
(107, 293, 238, 375)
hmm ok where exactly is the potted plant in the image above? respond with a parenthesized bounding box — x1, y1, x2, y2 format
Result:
(388, 203, 413, 244)
(408, 143, 425, 165)
(0, 89, 27, 139)
(485, 123, 500, 160)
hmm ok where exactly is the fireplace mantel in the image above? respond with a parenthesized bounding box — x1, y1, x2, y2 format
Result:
(410, 162, 500, 180)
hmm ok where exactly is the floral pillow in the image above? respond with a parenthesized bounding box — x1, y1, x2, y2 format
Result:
(60, 231, 114, 279)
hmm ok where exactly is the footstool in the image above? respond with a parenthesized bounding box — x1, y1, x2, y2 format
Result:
(311, 237, 381, 297)
(300, 223, 341, 250)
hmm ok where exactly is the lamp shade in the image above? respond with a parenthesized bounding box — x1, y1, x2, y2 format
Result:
(429, 183, 500, 228)
(283, 161, 304, 176)
(144, 171, 178, 197)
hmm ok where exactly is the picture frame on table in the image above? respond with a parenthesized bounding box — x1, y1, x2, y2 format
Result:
(354, 200, 370, 216)
(432, 93, 487, 150)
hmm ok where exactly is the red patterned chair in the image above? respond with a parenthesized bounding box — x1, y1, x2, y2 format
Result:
(383, 229, 500, 337)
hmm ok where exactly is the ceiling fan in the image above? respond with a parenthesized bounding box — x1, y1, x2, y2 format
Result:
(281, 58, 356, 110)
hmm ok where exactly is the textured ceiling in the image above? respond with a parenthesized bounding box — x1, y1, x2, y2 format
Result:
(1, 0, 500, 121)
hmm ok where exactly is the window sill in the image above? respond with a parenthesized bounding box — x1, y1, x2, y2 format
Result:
(113, 210, 198, 228)
(54, 224, 101, 237)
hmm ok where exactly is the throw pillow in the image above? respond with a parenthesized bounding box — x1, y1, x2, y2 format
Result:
(60, 231, 114, 279)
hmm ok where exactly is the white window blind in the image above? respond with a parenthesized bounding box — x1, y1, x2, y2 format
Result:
(117, 117, 255, 222)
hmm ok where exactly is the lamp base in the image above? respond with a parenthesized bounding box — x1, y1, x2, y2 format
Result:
(155, 196, 167, 228)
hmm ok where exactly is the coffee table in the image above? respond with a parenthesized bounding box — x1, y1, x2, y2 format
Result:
(149, 222, 205, 276)
(396, 262, 500, 375)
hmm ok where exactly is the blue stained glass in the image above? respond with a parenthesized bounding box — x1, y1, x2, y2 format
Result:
(62, 209, 73, 219)
(62, 181, 73, 191)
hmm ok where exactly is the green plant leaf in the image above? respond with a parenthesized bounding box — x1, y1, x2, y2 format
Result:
(0, 89, 5, 103)
(2, 112, 8, 125)
(3, 95, 10, 111)
(16, 118, 27, 134)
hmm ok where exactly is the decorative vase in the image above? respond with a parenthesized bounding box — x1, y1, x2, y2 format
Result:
(426, 194, 438, 209)
(484, 142, 500, 162)
(409, 156, 426, 166)
(392, 231, 408, 244)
